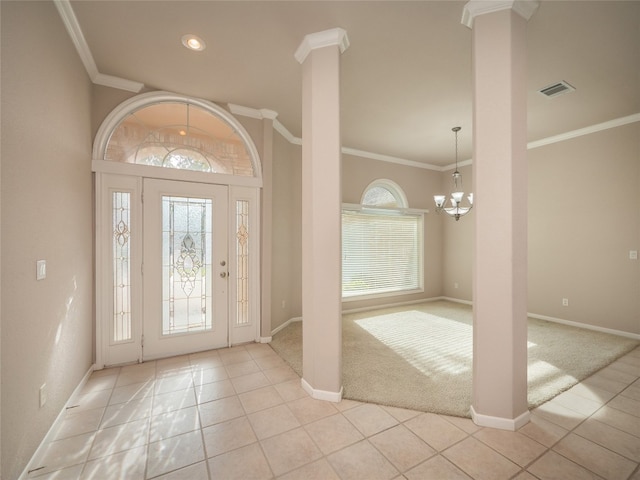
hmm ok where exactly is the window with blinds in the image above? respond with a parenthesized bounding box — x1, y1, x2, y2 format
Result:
(342, 179, 424, 299)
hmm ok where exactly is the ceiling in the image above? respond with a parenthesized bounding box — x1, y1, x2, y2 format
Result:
(67, 1, 639, 168)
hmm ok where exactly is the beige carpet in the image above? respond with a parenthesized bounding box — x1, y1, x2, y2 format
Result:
(269, 300, 639, 417)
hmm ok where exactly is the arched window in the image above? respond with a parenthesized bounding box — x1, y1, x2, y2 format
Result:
(343, 180, 423, 299)
(102, 100, 255, 176)
(93, 92, 262, 183)
(360, 179, 408, 208)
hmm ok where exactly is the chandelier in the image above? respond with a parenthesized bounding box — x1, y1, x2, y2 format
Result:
(434, 126, 473, 221)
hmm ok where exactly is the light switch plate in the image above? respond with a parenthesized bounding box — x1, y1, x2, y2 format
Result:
(630, 250, 638, 260)
(36, 260, 46, 280)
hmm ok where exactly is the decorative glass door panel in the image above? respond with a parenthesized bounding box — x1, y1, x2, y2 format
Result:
(143, 179, 228, 360)
(163, 196, 213, 335)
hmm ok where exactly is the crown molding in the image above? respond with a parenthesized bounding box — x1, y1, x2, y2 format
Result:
(342, 147, 441, 171)
(54, 0, 144, 93)
(260, 109, 279, 120)
(93, 73, 145, 93)
(274, 120, 302, 146)
(228, 104, 264, 120)
(294, 28, 350, 64)
(462, 0, 540, 29)
(227, 104, 277, 121)
(527, 113, 640, 150)
(224, 103, 640, 172)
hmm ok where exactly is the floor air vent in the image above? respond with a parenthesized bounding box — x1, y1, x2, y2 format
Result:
(538, 80, 575, 98)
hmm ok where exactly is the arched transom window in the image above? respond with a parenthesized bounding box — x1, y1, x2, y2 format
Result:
(360, 179, 409, 208)
(103, 100, 255, 176)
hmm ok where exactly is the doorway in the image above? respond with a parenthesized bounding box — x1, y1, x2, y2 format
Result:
(96, 173, 260, 367)
(142, 179, 229, 360)
(92, 92, 263, 368)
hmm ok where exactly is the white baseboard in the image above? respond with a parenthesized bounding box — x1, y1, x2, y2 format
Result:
(437, 297, 639, 340)
(301, 378, 343, 403)
(470, 406, 530, 431)
(272, 298, 640, 341)
(527, 312, 640, 340)
(19, 364, 96, 480)
(271, 316, 302, 336)
(272, 297, 451, 335)
(439, 296, 473, 306)
(342, 296, 453, 315)
(259, 336, 272, 344)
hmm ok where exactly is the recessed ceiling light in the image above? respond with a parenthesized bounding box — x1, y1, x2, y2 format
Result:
(181, 34, 206, 52)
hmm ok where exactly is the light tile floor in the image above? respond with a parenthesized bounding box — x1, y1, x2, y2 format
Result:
(26, 344, 640, 479)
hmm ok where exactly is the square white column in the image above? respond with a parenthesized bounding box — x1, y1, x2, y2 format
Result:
(464, 1, 538, 430)
(296, 28, 349, 401)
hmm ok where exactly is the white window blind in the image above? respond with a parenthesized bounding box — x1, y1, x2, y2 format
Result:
(342, 209, 423, 298)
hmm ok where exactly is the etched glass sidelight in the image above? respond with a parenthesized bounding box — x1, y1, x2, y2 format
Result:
(163, 196, 213, 335)
(236, 200, 250, 326)
(112, 192, 132, 342)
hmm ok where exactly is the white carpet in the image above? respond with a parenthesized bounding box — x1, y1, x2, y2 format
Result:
(270, 300, 639, 417)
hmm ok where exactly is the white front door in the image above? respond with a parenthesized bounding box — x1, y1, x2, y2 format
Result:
(142, 179, 229, 360)
(96, 174, 261, 367)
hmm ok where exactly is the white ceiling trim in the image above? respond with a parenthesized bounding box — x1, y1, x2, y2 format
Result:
(228, 104, 302, 146)
(294, 27, 350, 64)
(229, 104, 441, 170)
(230, 103, 639, 171)
(462, 0, 540, 29)
(54, 0, 144, 93)
(342, 147, 442, 171)
(527, 113, 640, 150)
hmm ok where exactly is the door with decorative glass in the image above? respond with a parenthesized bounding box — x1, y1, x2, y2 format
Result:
(96, 174, 260, 367)
(142, 179, 229, 360)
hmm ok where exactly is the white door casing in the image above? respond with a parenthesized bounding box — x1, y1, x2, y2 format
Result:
(95, 174, 261, 367)
(93, 92, 263, 368)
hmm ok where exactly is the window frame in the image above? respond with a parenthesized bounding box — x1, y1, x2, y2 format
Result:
(342, 180, 426, 301)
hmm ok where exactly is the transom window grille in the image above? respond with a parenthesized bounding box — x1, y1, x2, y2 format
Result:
(342, 180, 423, 299)
(105, 102, 254, 176)
(163, 196, 213, 335)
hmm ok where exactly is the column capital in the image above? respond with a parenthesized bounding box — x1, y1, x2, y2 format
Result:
(462, 0, 539, 29)
(294, 27, 350, 64)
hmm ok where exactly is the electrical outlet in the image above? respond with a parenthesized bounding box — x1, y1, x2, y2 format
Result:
(36, 260, 46, 280)
(454, 282, 459, 289)
(39, 383, 47, 408)
(562, 298, 569, 307)
(630, 250, 638, 260)
(281, 300, 286, 309)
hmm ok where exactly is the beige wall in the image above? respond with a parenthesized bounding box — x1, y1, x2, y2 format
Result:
(270, 137, 302, 330)
(442, 123, 640, 335)
(91, 85, 138, 141)
(1, 2, 94, 478)
(528, 123, 639, 334)
(441, 164, 474, 301)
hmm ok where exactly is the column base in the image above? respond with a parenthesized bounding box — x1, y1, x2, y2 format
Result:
(301, 378, 343, 403)
(470, 405, 530, 431)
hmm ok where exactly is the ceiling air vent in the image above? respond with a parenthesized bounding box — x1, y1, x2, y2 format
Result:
(538, 80, 575, 98)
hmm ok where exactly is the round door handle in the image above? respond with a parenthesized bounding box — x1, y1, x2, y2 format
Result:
(220, 272, 227, 278)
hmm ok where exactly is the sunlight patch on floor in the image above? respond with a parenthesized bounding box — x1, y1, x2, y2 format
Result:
(355, 310, 472, 376)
